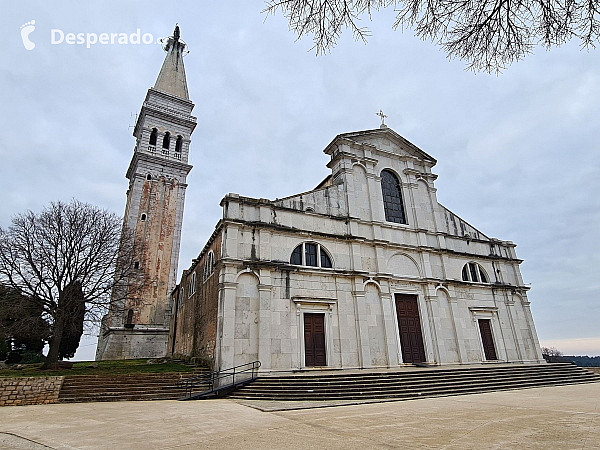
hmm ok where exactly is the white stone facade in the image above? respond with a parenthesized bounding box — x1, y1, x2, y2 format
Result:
(171, 126, 544, 372)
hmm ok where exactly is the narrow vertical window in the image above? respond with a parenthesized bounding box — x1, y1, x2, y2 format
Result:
(305, 243, 318, 267)
(126, 309, 134, 325)
(162, 132, 170, 149)
(149, 128, 157, 146)
(469, 262, 480, 282)
(175, 135, 183, 152)
(380, 170, 407, 224)
(462, 265, 469, 281)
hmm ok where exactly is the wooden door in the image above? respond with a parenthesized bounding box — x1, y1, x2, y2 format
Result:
(395, 294, 426, 364)
(478, 319, 498, 361)
(304, 313, 326, 367)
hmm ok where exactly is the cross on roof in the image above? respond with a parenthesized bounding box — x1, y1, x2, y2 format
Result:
(377, 109, 388, 127)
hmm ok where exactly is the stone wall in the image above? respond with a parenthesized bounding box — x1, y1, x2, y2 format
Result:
(0, 377, 64, 407)
(170, 232, 221, 362)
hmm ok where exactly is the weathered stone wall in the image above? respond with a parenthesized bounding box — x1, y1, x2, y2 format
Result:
(0, 377, 64, 407)
(171, 232, 221, 362)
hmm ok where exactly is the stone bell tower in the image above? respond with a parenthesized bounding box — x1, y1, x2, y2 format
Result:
(96, 25, 196, 360)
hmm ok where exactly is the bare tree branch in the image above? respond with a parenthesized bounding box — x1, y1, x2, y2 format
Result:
(264, 0, 600, 72)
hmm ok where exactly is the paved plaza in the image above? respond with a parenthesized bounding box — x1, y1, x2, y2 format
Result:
(0, 382, 598, 449)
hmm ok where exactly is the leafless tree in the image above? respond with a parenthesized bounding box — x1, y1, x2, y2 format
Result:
(541, 346, 564, 362)
(0, 200, 144, 368)
(264, 0, 600, 72)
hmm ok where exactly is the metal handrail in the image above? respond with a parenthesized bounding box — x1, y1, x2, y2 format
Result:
(179, 361, 261, 399)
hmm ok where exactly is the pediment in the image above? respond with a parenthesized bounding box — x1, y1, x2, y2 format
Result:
(324, 127, 437, 165)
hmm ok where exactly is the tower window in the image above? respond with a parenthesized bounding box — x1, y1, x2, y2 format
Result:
(146, 174, 152, 181)
(175, 135, 183, 152)
(126, 309, 134, 325)
(162, 132, 171, 149)
(381, 170, 407, 224)
(461, 262, 489, 283)
(140, 213, 147, 221)
(149, 128, 157, 146)
(290, 242, 333, 269)
(134, 261, 140, 269)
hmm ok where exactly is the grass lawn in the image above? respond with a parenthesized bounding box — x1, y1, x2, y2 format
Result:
(0, 359, 197, 378)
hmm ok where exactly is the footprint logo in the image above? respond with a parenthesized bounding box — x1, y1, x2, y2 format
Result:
(20, 20, 36, 50)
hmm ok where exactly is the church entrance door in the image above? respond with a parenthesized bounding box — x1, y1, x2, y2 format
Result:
(478, 319, 498, 361)
(304, 313, 326, 367)
(395, 294, 426, 364)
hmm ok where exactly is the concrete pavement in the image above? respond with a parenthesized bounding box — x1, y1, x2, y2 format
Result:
(0, 382, 598, 449)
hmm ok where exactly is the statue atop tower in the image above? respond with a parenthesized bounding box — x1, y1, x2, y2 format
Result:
(96, 25, 197, 360)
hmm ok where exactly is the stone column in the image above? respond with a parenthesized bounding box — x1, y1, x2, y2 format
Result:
(417, 290, 436, 364)
(380, 289, 399, 367)
(352, 278, 372, 368)
(217, 281, 237, 372)
(425, 290, 441, 364)
(448, 296, 467, 363)
(505, 297, 526, 361)
(257, 268, 272, 370)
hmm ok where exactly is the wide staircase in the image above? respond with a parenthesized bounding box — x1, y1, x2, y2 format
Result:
(228, 363, 599, 402)
(59, 370, 209, 403)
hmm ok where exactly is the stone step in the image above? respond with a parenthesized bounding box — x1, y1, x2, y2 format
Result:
(233, 375, 597, 396)
(253, 364, 582, 382)
(240, 374, 593, 390)
(245, 370, 595, 388)
(64, 382, 188, 391)
(226, 364, 599, 401)
(59, 392, 185, 403)
(236, 373, 597, 393)
(58, 372, 203, 403)
(230, 378, 599, 401)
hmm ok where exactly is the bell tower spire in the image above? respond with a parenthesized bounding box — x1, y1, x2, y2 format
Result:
(96, 25, 197, 360)
(154, 24, 189, 100)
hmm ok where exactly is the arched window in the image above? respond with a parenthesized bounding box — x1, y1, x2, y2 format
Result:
(380, 170, 407, 224)
(203, 251, 214, 281)
(461, 262, 489, 283)
(290, 242, 333, 268)
(162, 132, 170, 149)
(146, 174, 152, 181)
(175, 135, 183, 153)
(188, 272, 196, 297)
(149, 128, 157, 146)
(140, 213, 147, 221)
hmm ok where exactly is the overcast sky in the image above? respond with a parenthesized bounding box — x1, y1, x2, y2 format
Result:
(2, 1, 599, 360)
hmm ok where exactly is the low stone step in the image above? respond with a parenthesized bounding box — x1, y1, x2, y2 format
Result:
(230, 378, 599, 401)
(226, 364, 599, 402)
(57, 372, 200, 404)
(235, 375, 597, 394)
(253, 364, 583, 383)
(246, 370, 593, 387)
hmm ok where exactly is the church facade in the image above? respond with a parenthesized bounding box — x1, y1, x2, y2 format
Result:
(169, 125, 545, 371)
(96, 26, 544, 369)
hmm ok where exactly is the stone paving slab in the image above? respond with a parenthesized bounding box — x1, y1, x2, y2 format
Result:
(0, 383, 598, 449)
